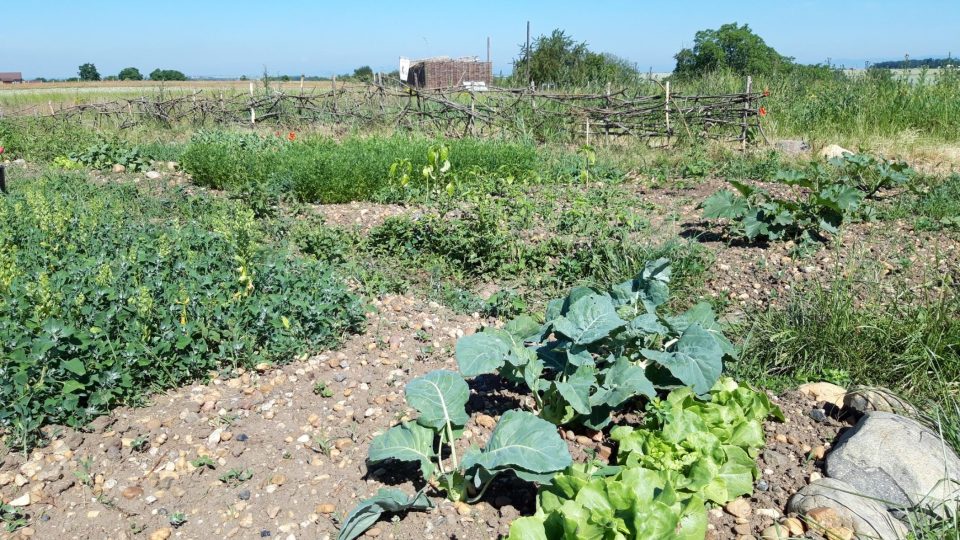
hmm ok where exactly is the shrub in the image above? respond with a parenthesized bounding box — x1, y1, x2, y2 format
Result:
(0, 174, 365, 450)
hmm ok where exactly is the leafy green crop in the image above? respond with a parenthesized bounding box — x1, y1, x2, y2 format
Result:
(367, 370, 571, 501)
(456, 259, 734, 428)
(0, 173, 364, 450)
(702, 169, 863, 243)
(337, 488, 434, 540)
(507, 379, 782, 540)
(69, 140, 152, 172)
(340, 369, 572, 539)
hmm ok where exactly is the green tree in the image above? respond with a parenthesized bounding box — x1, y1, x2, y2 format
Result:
(118, 67, 144, 81)
(513, 29, 636, 86)
(353, 65, 374, 82)
(674, 23, 793, 77)
(78, 63, 101, 81)
(149, 69, 188, 81)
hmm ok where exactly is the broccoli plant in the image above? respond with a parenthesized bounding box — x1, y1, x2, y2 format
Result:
(455, 259, 735, 429)
(338, 369, 572, 540)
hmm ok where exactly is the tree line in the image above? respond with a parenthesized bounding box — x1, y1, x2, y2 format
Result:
(76, 63, 187, 82)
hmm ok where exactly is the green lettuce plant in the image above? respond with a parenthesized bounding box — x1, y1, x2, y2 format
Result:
(507, 379, 782, 540)
(455, 259, 735, 429)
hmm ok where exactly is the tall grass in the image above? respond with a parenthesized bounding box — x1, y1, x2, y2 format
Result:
(179, 132, 541, 203)
(675, 67, 960, 143)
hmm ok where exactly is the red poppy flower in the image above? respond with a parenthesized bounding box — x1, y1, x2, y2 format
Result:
(759, 106, 768, 117)
(288, 132, 296, 141)
(0, 146, 4, 154)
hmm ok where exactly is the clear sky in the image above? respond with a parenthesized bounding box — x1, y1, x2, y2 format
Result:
(2, 0, 958, 79)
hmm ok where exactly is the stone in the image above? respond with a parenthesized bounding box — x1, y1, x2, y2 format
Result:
(112, 164, 126, 173)
(819, 145, 853, 160)
(475, 414, 496, 430)
(146, 171, 162, 180)
(316, 503, 335, 514)
(166, 161, 179, 171)
(149, 528, 172, 540)
(780, 517, 804, 535)
(797, 382, 846, 408)
(773, 139, 811, 156)
(760, 524, 788, 540)
(8, 493, 31, 506)
(842, 387, 917, 416)
(826, 411, 960, 515)
(825, 527, 855, 540)
(787, 478, 908, 539)
(123, 486, 144, 499)
(725, 498, 752, 518)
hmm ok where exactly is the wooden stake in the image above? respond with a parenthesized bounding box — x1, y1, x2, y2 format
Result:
(249, 81, 256, 124)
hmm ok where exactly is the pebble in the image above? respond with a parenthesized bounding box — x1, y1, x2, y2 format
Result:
(236, 433, 250, 442)
(760, 524, 788, 540)
(9, 493, 31, 506)
(780, 517, 804, 535)
(808, 408, 827, 423)
(316, 503, 336, 514)
(238, 489, 251, 501)
(149, 529, 172, 540)
(724, 498, 752, 518)
(123, 486, 144, 499)
(755, 479, 769, 491)
(475, 414, 497, 430)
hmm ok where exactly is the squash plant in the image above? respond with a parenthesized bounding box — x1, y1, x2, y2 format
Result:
(702, 168, 863, 243)
(455, 259, 735, 429)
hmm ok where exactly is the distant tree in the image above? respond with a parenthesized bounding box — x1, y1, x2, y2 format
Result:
(353, 65, 374, 82)
(239, 75, 249, 81)
(149, 69, 188, 81)
(513, 29, 637, 86)
(78, 63, 101, 81)
(281, 74, 291, 82)
(673, 23, 793, 77)
(118, 67, 144, 81)
(104, 75, 119, 81)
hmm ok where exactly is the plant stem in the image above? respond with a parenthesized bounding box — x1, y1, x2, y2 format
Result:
(466, 471, 499, 504)
(445, 421, 459, 470)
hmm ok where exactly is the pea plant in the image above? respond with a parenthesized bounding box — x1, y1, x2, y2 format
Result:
(455, 259, 735, 429)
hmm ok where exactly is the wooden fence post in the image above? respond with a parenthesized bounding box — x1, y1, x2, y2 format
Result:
(741, 75, 752, 150)
(664, 81, 671, 145)
(249, 81, 256, 125)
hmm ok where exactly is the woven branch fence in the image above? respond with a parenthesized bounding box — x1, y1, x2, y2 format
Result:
(6, 78, 766, 145)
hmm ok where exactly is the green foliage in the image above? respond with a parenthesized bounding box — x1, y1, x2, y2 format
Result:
(508, 380, 782, 540)
(513, 29, 638, 86)
(179, 132, 538, 204)
(0, 174, 364, 450)
(456, 259, 735, 429)
(118, 67, 144, 81)
(69, 140, 152, 172)
(1, 502, 28, 533)
(352, 65, 374, 82)
(703, 168, 863, 244)
(828, 152, 915, 198)
(168, 511, 187, 528)
(674, 23, 793, 77)
(312, 381, 334, 398)
(218, 468, 254, 485)
(78, 63, 101, 81)
(366, 370, 572, 502)
(0, 118, 96, 162)
(149, 69, 188, 81)
(337, 488, 434, 540)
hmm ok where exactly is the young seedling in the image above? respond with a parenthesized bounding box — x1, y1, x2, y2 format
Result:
(190, 455, 216, 470)
(218, 468, 253, 486)
(169, 511, 187, 528)
(313, 381, 334, 398)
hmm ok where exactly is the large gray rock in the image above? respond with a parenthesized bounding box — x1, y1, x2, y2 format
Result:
(787, 477, 908, 539)
(826, 411, 960, 515)
(773, 139, 810, 156)
(842, 386, 917, 417)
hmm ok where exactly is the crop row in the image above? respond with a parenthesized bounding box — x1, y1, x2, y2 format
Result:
(0, 173, 365, 450)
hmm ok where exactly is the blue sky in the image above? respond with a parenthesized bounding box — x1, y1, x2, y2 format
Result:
(2, 1, 958, 79)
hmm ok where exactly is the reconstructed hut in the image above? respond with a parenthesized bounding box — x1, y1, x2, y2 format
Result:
(0, 72, 24, 84)
(404, 57, 491, 90)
